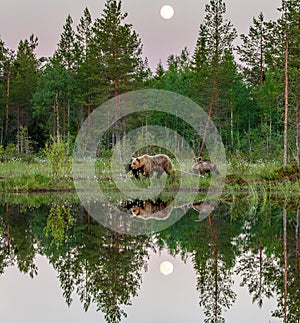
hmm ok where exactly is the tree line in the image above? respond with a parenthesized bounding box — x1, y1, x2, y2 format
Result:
(0, 0, 299, 166)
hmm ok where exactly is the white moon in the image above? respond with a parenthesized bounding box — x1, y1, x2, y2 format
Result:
(160, 5, 174, 20)
(159, 261, 174, 275)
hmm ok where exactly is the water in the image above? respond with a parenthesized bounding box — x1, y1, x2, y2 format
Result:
(0, 192, 298, 323)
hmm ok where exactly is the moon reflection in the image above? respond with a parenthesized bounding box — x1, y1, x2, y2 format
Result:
(160, 261, 174, 275)
(160, 5, 174, 19)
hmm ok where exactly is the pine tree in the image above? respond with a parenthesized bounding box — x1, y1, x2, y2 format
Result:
(271, 0, 300, 167)
(55, 14, 76, 71)
(10, 35, 39, 147)
(237, 13, 285, 159)
(90, 0, 147, 145)
(194, 0, 237, 153)
(75, 7, 92, 63)
(191, 24, 213, 108)
(54, 14, 77, 139)
(286, 0, 300, 168)
(217, 51, 243, 151)
(75, 8, 95, 121)
(237, 12, 270, 86)
(153, 60, 165, 83)
(0, 38, 13, 143)
(155, 48, 192, 96)
(33, 58, 72, 142)
(91, 0, 146, 100)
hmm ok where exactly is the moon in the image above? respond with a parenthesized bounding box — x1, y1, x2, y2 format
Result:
(159, 261, 174, 275)
(160, 5, 175, 20)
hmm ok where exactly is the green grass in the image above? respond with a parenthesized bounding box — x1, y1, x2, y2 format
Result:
(0, 160, 48, 178)
(0, 158, 298, 194)
(0, 160, 74, 192)
(225, 158, 300, 196)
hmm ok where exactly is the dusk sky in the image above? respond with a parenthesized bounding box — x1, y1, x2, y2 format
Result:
(0, 0, 282, 70)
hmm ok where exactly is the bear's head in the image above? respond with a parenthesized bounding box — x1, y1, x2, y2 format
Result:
(131, 157, 141, 169)
(132, 205, 142, 215)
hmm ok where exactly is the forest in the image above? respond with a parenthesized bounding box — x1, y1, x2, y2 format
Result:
(0, 2, 299, 321)
(0, 0, 299, 168)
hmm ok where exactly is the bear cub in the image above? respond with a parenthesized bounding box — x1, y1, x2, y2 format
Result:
(192, 156, 220, 175)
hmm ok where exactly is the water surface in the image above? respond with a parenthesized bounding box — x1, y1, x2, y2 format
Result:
(0, 192, 298, 323)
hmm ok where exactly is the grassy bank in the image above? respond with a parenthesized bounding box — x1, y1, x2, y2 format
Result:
(225, 159, 300, 195)
(0, 158, 299, 194)
(0, 160, 74, 192)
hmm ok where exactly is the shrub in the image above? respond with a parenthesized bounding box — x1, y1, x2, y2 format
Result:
(44, 136, 71, 181)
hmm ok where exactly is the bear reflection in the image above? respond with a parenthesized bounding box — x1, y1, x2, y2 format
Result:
(124, 198, 172, 220)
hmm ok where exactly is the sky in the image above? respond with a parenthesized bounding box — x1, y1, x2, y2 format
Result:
(0, 0, 282, 70)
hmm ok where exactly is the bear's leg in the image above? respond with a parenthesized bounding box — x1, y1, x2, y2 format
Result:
(143, 167, 150, 177)
(133, 169, 140, 179)
(156, 170, 163, 178)
(153, 167, 163, 178)
(164, 163, 172, 175)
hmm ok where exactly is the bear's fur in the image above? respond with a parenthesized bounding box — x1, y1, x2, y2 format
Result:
(131, 199, 172, 220)
(192, 156, 220, 175)
(131, 154, 172, 177)
(124, 163, 164, 179)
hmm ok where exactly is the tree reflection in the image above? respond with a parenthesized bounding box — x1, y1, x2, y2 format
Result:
(0, 203, 37, 277)
(157, 206, 239, 322)
(195, 214, 237, 323)
(273, 206, 300, 323)
(44, 201, 74, 247)
(42, 204, 151, 323)
(235, 205, 282, 308)
(0, 194, 299, 322)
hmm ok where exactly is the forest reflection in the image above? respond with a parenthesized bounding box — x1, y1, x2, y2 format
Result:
(0, 193, 299, 323)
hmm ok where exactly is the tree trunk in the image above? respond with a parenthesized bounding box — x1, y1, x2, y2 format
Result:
(296, 208, 299, 272)
(230, 108, 234, 150)
(296, 104, 299, 168)
(259, 27, 264, 85)
(200, 77, 218, 154)
(283, 15, 289, 169)
(5, 63, 10, 139)
(283, 207, 288, 323)
(67, 99, 70, 139)
(54, 92, 60, 138)
(208, 214, 219, 321)
(200, 3, 220, 155)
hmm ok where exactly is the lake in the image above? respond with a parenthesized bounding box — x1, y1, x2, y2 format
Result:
(0, 191, 298, 323)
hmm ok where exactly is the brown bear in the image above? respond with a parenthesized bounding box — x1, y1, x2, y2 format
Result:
(131, 199, 172, 220)
(131, 154, 172, 178)
(192, 156, 220, 175)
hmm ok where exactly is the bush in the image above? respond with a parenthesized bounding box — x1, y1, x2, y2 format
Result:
(44, 136, 72, 181)
(0, 144, 22, 162)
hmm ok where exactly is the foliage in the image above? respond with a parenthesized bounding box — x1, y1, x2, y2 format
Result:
(44, 135, 72, 181)
(44, 201, 74, 248)
(0, 0, 299, 169)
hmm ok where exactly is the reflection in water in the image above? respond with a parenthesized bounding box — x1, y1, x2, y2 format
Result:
(122, 198, 215, 222)
(125, 198, 172, 220)
(159, 261, 174, 276)
(0, 194, 299, 322)
(44, 201, 74, 247)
